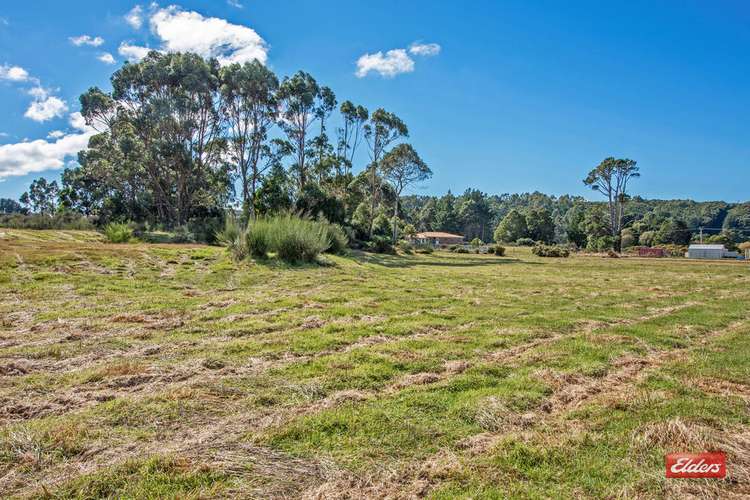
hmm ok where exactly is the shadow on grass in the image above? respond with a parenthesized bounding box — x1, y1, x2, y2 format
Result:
(347, 251, 539, 268)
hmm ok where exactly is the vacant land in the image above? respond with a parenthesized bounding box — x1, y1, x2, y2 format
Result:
(1, 229, 748, 498)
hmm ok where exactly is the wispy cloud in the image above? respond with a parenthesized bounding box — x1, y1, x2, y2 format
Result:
(69, 35, 104, 47)
(0, 64, 30, 82)
(118, 42, 152, 62)
(409, 42, 441, 57)
(125, 5, 143, 29)
(97, 52, 116, 64)
(355, 41, 441, 78)
(0, 113, 95, 179)
(227, 0, 243, 8)
(355, 49, 414, 78)
(24, 87, 68, 122)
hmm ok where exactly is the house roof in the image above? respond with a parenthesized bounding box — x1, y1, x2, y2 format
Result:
(688, 244, 726, 250)
(415, 232, 464, 239)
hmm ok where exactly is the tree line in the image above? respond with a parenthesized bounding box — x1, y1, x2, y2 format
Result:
(6, 51, 431, 245)
(2, 55, 748, 251)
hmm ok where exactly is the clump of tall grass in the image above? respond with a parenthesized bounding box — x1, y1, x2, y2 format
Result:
(264, 214, 330, 263)
(320, 220, 349, 255)
(215, 216, 247, 260)
(104, 223, 133, 243)
(220, 213, 346, 263)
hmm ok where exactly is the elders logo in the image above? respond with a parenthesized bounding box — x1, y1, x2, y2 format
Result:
(666, 452, 726, 479)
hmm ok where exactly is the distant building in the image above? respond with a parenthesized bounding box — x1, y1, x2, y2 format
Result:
(411, 231, 464, 246)
(686, 244, 739, 260)
(638, 247, 666, 258)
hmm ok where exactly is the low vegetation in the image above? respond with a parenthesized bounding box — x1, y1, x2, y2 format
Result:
(1, 229, 748, 498)
(532, 243, 570, 258)
(218, 214, 347, 264)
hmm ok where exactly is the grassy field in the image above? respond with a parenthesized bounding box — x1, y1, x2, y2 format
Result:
(1, 229, 749, 499)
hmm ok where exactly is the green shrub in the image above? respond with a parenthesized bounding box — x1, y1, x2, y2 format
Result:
(267, 214, 330, 263)
(245, 218, 273, 259)
(494, 245, 506, 256)
(515, 237, 535, 246)
(321, 221, 349, 255)
(470, 237, 484, 247)
(532, 244, 570, 258)
(0, 212, 93, 230)
(104, 223, 133, 243)
(367, 236, 395, 254)
(414, 244, 434, 254)
(216, 216, 247, 260)
(452, 246, 470, 254)
(397, 240, 414, 254)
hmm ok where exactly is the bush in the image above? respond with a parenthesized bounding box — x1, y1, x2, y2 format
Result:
(414, 244, 434, 254)
(586, 235, 615, 252)
(515, 237, 535, 247)
(532, 243, 570, 258)
(0, 212, 94, 230)
(245, 218, 273, 259)
(321, 221, 348, 255)
(216, 216, 246, 260)
(268, 214, 330, 263)
(470, 237, 484, 247)
(494, 245, 506, 256)
(367, 235, 395, 254)
(452, 246, 470, 254)
(397, 240, 414, 254)
(104, 222, 133, 243)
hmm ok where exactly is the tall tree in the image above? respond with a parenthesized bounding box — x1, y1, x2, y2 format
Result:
(219, 60, 279, 220)
(85, 52, 230, 227)
(337, 101, 369, 175)
(21, 178, 59, 214)
(381, 144, 432, 242)
(583, 157, 640, 247)
(363, 109, 408, 237)
(277, 71, 329, 190)
(494, 208, 528, 243)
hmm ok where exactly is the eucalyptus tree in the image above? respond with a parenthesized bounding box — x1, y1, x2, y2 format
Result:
(88, 51, 230, 226)
(219, 60, 279, 219)
(20, 178, 59, 214)
(337, 101, 369, 175)
(277, 71, 333, 190)
(363, 109, 408, 236)
(381, 143, 431, 242)
(583, 157, 640, 245)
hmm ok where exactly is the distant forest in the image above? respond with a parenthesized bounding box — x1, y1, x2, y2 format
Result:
(400, 191, 750, 250)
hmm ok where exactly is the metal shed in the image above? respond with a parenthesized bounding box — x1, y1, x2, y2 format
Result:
(686, 244, 729, 259)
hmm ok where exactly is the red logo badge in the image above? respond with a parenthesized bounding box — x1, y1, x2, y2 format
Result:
(666, 452, 726, 478)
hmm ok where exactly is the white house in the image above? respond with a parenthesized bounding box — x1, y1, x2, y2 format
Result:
(686, 244, 739, 260)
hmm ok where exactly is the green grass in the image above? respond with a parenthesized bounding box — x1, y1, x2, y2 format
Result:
(1, 231, 748, 498)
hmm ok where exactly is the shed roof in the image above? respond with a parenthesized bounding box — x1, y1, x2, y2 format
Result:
(414, 232, 464, 239)
(688, 244, 726, 250)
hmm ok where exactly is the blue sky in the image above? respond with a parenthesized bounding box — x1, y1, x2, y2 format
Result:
(1, 0, 749, 202)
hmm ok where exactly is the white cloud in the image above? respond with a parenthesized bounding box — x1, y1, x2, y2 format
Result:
(24, 87, 68, 122)
(148, 6, 268, 65)
(0, 113, 95, 179)
(409, 42, 441, 57)
(69, 35, 104, 47)
(0, 64, 30, 82)
(118, 42, 152, 62)
(125, 5, 144, 29)
(47, 130, 65, 139)
(355, 49, 414, 78)
(97, 52, 116, 64)
(0, 17, 8, 27)
(227, 0, 243, 8)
